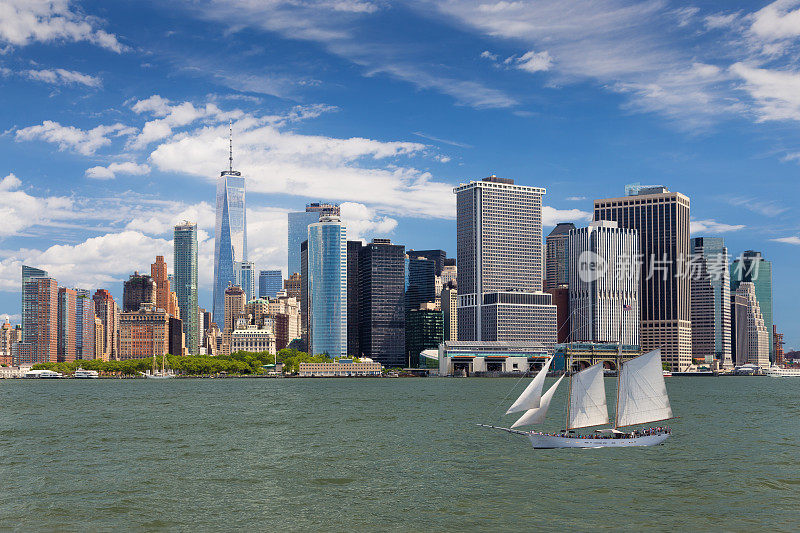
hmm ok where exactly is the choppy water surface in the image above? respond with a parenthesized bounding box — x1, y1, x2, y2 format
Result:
(1, 377, 798, 531)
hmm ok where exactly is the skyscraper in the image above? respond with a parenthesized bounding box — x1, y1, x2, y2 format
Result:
(174, 221, 199, 354)
(406, 249, 447, 276)
(545, 222, 576, 291)
(57, 287, 77, 363)
(212, 131, 247, 328)
(75, 289, 95, 360)
(347, 240, 362, 359)
(406, 303, 443, 367)
(405, 255, 436, 311)
(22, 276, 58, 364)
(690, 237, 732, 367)
(258, 270, 282, 299)
(731, 250, 773, 362)
(594, 186, 691, 371)
(123, 272, 156, 313)
(454, 176, 556, 352)
(222, 284, 246, 355)
(441, 284, 458, 342)
(287, 203, 340, 276)
(151, 255, 171, 313)
(21, 265, 47, 338)
(732, 282, 769, 368)
(568, 221, 640, 345)
(237, 261, 256, 301)
(92, 289, 118, 361)
(358, 238, 405, 366)
(305, 215, 347, 357)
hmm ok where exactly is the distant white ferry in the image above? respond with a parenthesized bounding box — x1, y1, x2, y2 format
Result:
(24, 369, 62, 379)
(73, 368, 99, 379)
(764, 366, 800, 378)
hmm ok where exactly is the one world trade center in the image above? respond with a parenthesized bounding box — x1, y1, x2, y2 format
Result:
(212, 128, 247, 328)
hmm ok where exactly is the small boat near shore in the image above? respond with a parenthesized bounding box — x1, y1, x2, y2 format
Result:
(141, 353, 175, 379)
(24, 369, 63, 379)
(73, 368, 99, 379)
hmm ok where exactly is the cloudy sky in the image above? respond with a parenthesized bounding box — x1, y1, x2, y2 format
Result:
(0, 0, 798, 347)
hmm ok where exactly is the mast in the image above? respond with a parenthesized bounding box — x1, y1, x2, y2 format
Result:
(564, 351, 572, 432)
(614, 301, 624, 429)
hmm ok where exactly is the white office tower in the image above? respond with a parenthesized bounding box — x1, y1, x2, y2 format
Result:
(454, 176, 556, 353)
(568, 221, 640, 345)
(733, 282, 769, 369)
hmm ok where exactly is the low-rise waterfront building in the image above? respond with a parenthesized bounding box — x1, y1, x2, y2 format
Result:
(438, 341, 549, 376)
(298, 358, 382, 377)
(230, 324, 276, 354)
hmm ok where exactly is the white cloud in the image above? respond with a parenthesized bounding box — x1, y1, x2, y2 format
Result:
(340, 202, 398, 240)
(565, 196, 586, 201)
(23, 68, 101, 87)
(480, 50, 498, 61)
(16, 120, 136, 155)
(750, 0, 800, 41)
(0, 231, 171, 291)
(128, 95, 243, 149)
(772, 235, 800, 245)
(0, 0, 126, 52)
(542, 205, 592, 226)
(85, 162, 151, 180)
(0, 173, 75, 237)
(690, 219, 746, 234)
(727, 196, 789, 217)
(731, 62, 800, 122)
(507, 50, 553, 73)
(147, 109, 455, 218)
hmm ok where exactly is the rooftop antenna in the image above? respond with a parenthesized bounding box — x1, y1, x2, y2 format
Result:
(228, 119, 233, 172)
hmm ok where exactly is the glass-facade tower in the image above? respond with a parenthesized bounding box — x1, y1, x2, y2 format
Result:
(307, 215, 347, 357)
(212, 170, 247, 328)
(237, 261, 256, 301)
(259, 270, 282, 299)
(174, 222, 199, 354)
(731, 250, 773, 362)
(287, 203, 340, 276)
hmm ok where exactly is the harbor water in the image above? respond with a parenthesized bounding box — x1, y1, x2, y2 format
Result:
(1, 376, 798, 531)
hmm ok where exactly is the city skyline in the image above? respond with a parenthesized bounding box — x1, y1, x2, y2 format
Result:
(0, 1, 798, 348)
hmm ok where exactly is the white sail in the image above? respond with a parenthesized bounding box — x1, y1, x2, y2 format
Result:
(505, 357, 553, 414)
(615, 349, 673, 427)
(511, 374, 565, 428)
(568, 362, 608, 429)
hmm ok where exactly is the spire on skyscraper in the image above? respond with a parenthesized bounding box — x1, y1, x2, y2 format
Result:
(228, 119, 233, 172)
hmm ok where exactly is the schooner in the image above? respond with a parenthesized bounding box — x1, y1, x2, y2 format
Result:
(480, 349, 673, 449)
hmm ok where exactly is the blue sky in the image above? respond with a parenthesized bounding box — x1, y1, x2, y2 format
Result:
(0, 0, 798, 348)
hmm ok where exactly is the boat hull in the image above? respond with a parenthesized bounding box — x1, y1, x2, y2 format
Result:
(527, 432, 669, 449)
(144, 374, 174, 379)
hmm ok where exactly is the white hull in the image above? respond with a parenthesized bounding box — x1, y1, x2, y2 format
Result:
(527, 431, 669, 449)
(764, 367, 800, 378)
(144, 373, 175, 379)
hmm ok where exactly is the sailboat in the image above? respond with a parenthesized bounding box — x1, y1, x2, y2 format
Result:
(479, 349, 673, 449)
(142, 353, 175, 379)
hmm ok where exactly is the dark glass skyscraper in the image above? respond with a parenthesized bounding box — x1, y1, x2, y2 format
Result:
(359, 239, 405, 366)
(405, 256, 436, 311)
(545, 222, 575, 291)
(347, 241, 362, 358)
(174, 222, 199, 354)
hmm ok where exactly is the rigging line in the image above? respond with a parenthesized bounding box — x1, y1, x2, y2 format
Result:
(487, 366, 537, 425)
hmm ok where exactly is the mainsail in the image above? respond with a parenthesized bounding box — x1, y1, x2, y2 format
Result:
(505, 357, 553, 414)
(568, 362, 609, 429)
(511, 374, 565, 428)
(615, 349, 673, 427)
